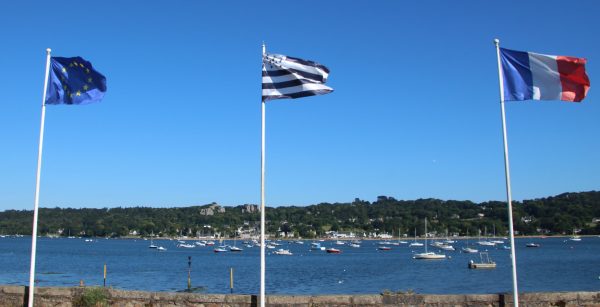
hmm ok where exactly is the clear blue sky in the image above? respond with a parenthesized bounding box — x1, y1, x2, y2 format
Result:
(0, 1, 598, 210)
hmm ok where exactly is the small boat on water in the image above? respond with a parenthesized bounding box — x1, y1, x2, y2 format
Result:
(569, 230, 582, 241)
(378, 246, 391, 251)
(526, 243, 540, 248)
(310, 242, 326, 251)
(213, 247, 228, 253)
(431, 242, 455, 251)
(273, 249, 293, 255)
(414, 252, 446, 260)
(410, 227, 423, 247)
(468, 252, 496, 269)
(177, 243, 195, 248)
(149, 238, 158, 249)
(462, 247, 479, 253)
(326, 248, 342, 254)
(349, 243, 361, 248)
(413, 218, 445, 260)
(229, 246, 243, 252)
(477, 227, 496, 246)
(157, 246, 167, 251)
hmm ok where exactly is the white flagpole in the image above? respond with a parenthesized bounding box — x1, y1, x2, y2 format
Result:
(260, 42, 266, 307)
(28, 48, 52, 307)
(494, 38, 519, 307)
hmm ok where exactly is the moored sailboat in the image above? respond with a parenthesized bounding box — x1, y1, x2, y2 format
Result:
(413, 218, 446, 260)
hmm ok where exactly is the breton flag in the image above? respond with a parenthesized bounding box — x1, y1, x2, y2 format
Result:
(499, 48, 590, 102)
(262, 53, 333, 101)
(46, 56, 107, 105)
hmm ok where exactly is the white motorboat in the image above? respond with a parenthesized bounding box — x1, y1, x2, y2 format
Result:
(462, 247, 479, 253)
(477, 240, 496, 246)
(437, 244, 455, 251)
(273, 248, 293, 255)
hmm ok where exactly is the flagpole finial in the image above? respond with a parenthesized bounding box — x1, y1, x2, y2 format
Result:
(493, 39, 500, 46)
(46, 48, 51, 54)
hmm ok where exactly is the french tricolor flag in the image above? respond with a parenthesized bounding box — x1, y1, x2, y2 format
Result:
(500, 48, 590, 102)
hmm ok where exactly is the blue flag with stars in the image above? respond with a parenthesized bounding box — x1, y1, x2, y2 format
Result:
(45, 56, 107, 105)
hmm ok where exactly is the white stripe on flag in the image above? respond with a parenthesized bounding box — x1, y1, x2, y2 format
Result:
(262, 83, 333, 96)
(528, 52, 561, 101)
(262, 74, 306, 84)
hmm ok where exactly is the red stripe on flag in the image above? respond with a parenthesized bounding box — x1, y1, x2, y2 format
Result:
(556, 56, 590, 102)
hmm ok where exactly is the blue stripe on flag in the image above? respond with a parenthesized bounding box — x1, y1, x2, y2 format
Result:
(500, 48, 533, 101)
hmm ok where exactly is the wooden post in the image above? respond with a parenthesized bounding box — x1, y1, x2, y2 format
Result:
(187, 256, 192, 291)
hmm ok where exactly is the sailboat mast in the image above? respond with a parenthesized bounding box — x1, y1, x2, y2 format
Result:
(424, 218, 428, 253)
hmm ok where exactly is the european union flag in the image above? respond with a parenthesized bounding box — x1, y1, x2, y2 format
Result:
(45, 57, 107, 105)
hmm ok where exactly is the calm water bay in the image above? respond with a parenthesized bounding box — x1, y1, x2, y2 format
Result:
(0, 236, 599, 294)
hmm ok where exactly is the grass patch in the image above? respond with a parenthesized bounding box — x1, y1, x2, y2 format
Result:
(73, 287, 109, 307)
(382, 289, 415, 295)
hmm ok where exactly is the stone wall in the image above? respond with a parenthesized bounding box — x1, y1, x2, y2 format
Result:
(0, 286, 598, 307)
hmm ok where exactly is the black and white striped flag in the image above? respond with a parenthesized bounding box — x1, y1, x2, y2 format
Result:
(262, 53, 333, 101)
